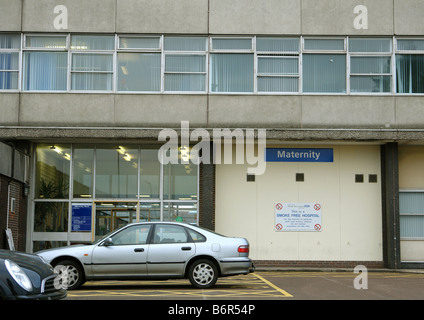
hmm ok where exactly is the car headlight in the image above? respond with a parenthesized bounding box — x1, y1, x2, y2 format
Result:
(5, 259, 33, 292)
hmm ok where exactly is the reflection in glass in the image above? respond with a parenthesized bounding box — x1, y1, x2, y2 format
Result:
(35, 144, 70, 199)
(164, 202, 197, 224)
(34, 202, 68, 232)
(163, 162, 198, 200)
(95, 202, 137, 239)
(73, 146, 93, 198)
(33, 241, 67, 252)
(140, 149, 160, 198)
(95, 146, 138, 198)
(117, 52, 160, 91)
(139, 203, 160, 221)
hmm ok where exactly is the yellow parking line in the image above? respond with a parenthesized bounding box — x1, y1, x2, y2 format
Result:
(253, 273, 293, 298)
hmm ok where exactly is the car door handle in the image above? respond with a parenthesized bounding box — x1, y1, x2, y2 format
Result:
(134, 248, 144, 252)
(181, 246, 192, 251)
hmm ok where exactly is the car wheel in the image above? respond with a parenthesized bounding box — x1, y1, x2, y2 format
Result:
(54, 260, 84, 290)
(188, 259, 218, 289)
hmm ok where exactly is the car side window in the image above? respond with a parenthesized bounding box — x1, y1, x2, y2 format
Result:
(111, 225, 151, 245)
(187, 229, 206, 242)
(152, 225, 188, 244)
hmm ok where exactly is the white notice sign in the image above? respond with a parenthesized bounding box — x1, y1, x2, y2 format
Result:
(275, 202, 322, 232)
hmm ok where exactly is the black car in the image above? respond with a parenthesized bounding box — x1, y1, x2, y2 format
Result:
(0, 249, 67, 300)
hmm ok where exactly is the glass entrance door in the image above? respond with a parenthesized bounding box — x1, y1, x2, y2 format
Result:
(95, 202, 137, 240)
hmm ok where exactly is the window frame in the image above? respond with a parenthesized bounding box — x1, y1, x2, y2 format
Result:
(22, 33, 69, 92)
(256, 37, 301, 94)
(399, 190, 424, 240)
(117, 35, 162, 93)
(0, 33, 21, 91)
(6, 33, 424, 96)
(395, 38, 424, 95)
(164, 36, 208, 94)
(301, 37, 347, 94)
(70, 34, 115, 92)
(348, 37, 393, 95)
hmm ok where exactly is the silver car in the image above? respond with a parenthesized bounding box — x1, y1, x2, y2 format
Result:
(36, 222, 254, 290)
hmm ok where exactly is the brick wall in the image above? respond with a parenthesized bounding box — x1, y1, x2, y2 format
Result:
(0, 175, 27, 251)
(253, 260, 384, 269)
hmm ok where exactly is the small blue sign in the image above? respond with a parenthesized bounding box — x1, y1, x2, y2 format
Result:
(71, 203, 92, 232)
(266, 148, 333, 162)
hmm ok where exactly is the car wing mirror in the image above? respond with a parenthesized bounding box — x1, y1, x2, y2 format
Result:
(103, 238, 113, 246)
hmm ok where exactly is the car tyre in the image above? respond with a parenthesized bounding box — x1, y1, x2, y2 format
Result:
(54, 259, 84, 290)
(188, 259, 218, 289)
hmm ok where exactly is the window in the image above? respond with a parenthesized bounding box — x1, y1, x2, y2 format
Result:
(396, 39, 424, 94)
(23, 35, 67, 91)
(71, 35, 114, 91)
(73, 145, 94, 198)
(303, 39, 346, 93)
(95, 146, 138, 198)
(349, 38, 392, 93)
(35, 144, 71, 199)
(111, 224, 151, 245)
(210, 38, 253, 93)
(256, 37, 299, 93)
(187, 229, 206, 242)
(152, 224, 188, 244)
(164, 37, 207, 92)
(117, 36, 161, 92)
(400, 192, 424, 239)
(0, 34, 20, 90)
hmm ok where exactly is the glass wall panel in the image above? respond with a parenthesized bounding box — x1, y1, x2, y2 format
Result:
(139, 202, 160, 221)
(163, 163, 198, 200)
(33, 241, 67, 252)
(73, 146, 94, 198)
(95, 146, 138, 198)
(140, 149, 160, 199)
(34, 202, 68, 232)
(35, 145, 70, 199)
(396, 55, 424, 93)
(163, 202, 197, 224)
(95, 202, 137, 239)
(211, 53, 253, 92)
(303, 54, 346, 93)
(23, 52, 67, 90)
(117, 53, 160, 91)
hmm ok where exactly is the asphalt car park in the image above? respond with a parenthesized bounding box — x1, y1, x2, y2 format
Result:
(65, 270, 424, 300)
